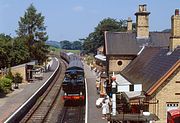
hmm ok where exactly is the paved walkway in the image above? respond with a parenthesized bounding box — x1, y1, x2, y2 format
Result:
(85, 64, 108, 123)
(0, 57, 58, 122)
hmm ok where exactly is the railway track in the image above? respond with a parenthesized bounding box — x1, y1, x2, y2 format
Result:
(59, 103, 85, 123)
(20, 58, 67, 123)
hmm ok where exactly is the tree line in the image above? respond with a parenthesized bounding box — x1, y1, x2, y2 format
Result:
(0, 4, 136, 69)
(0, 4, 49, 69)
(81, 18, 136, 54)
(60, 40, 82, 50)
(60, 18, 135, 54)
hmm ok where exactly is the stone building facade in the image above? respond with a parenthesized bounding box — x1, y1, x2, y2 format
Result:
(121, 9, 180, 123)
(104, 4, 170, 76)
(108, 56, 134, 73)
(148, 68, 180, 123)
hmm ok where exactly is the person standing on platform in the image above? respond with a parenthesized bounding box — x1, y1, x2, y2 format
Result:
(101, 96, 111, 119)
(96, 77, 100, 94)
(101, 99, 107, 119)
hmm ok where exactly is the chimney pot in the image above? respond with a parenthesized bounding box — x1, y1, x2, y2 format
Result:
(128, 17, 132, 21)
(175, 9, 179, 15)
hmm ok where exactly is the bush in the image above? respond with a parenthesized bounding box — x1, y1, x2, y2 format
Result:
(0, 77, 12, 94)
(5, 71, 14, 81)
(14, 73, 23, 83)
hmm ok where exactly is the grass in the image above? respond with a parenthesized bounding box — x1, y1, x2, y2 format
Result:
(49, 46, 60, 52)
(60, 49, 81, 54)
(48, 46, 81, 55)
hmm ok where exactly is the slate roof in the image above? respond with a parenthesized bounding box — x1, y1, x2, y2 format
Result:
(105, 31, 171, 55)
(121, 47, 180, 93)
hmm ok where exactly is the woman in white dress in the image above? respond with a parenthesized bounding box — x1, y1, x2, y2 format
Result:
(102, 100, 107, 119)
(102, 97, 111, 119)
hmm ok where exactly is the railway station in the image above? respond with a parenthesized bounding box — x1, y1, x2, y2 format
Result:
(0, 2, 180, 123)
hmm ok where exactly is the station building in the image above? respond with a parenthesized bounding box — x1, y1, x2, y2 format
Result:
(101, 4, 180, 123)
(104, 4, 171, 76)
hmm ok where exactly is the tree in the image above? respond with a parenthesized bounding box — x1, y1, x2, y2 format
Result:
(11, 37, 30, 66)
(0, 33, 30, 68)
(16, 4, 49, 64)
(60, 40, 72, 50)
(0, 34, 12, 68)
(82, 18, 127, 54)
(72, 41, 82, 50)
(82, 32, 96, 54)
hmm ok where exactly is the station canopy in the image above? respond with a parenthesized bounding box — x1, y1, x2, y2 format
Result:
(95, 54, 106, 61)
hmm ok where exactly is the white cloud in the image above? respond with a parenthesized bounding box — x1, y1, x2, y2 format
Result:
(72, 6, 84, 12)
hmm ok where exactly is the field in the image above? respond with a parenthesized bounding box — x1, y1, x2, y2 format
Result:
(49, 46, 80, 55)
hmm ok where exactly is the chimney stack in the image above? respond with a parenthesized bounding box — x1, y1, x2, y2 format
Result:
(135, 4, 150, 39)
(127, 17, 132, 32)
(170, 9, 180, 52)
(175, 9, 179, 15)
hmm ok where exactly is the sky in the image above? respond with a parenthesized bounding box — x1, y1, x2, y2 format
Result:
(0, 0, 179, 41)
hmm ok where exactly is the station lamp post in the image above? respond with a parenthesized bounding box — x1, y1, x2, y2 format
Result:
(111, 72, 117, 116)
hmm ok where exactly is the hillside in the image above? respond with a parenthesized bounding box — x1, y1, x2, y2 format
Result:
(46, 40, 60, 48)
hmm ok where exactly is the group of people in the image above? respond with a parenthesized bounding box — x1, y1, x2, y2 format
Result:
(95, 76, 112, 119)
(91, 66, 112, 120)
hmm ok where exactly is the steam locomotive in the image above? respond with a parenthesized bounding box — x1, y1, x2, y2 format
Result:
(60, 52, 85, 101)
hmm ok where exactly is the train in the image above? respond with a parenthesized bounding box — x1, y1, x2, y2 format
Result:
(60, 51, 85, 101)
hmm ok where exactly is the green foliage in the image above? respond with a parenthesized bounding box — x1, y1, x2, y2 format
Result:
(11, 37, 30, 66)
(71, 41, 82, 50)
(5, 71, 14, 81)
(60, 40, 72, 50)
(0, 77, 12, 94)
(82, 18, 127, 54)
(49, 46, 60, 52)
(0, 33, 12, 68)
(16, 4, 49, 64)
(0, 34, 30, 68)
(62, 50, 80, 54)
(60, 40, 82, 50)
(14, 73, 23, 83)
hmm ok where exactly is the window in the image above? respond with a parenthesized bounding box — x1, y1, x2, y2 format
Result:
(166, 102, 179, 111)
(129, 85, 134, 91)
(117, 60, 122, 66)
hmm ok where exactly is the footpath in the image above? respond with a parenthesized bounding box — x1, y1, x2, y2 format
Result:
(0, 57, 58, 122)
(85, 64, 108, 123)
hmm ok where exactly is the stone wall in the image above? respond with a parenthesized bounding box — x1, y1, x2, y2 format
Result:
(109, 59, 132, 73)
(149, 70, 180, 123)
(11, 65, 26, 82)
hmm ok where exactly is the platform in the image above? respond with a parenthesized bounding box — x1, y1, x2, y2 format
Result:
(0, 57, 58, 122)
(84, 64, 108, 123)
